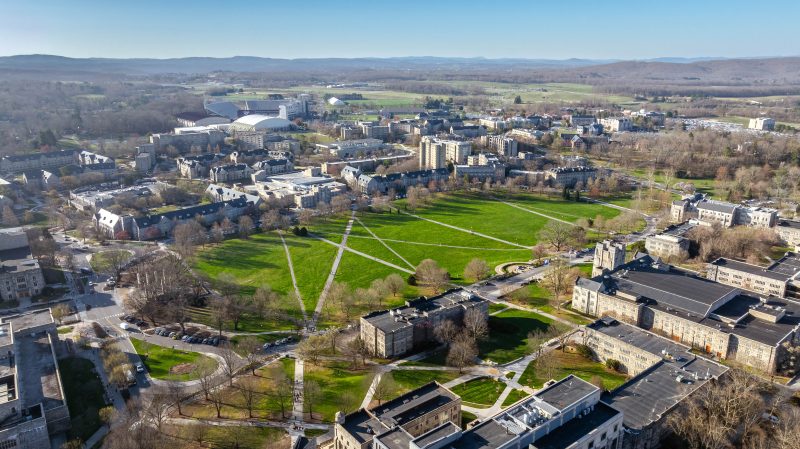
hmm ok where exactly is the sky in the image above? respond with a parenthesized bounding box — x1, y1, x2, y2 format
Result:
(1, 0, 798, 60)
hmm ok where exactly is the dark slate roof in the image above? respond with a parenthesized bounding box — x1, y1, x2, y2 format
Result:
(341, 409, 387, 445)
(371, 382, 459, 428)
(133, 198, 248, 227)
(696, 199, 737, 214)
(588, 318, 690, 358)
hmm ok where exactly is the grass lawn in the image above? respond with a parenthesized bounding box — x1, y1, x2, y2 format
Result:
(479, 308, 562, 364)
(461, 410, 478, 428)
(519, 351, 628, 391)
(89, 249, 132, 272)
(131, 338, 218, 381)
(507, 282, 593, 326)
(182, 357, 296, 420)
(58, 357, 108, 442)
(450, 377, 506, 407)
(489, 303, 508, 314)
(303, 361, 374, 422)
(381, 369, 460, 397)
(58, 325, 73, 334)
(501, 388, 529, 407)
(193, 425, 289, 449)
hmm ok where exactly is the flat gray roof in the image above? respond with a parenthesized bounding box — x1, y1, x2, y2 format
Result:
(535, 375, 596, 411)
(709, 258, 789, 281)
(602, 357, 727, 430)
(767, 252, 800, 278)
(341, 409, 387, 445)
(375, 426, 411, 449)
(532, 402, 620, 449)
(589, 318, 689, 358)
(4, 310, 54, 333)
(451, 419, 518, 449)
(411, 422, 461, 448)
(610, 265, 737, 316)
(16, 333, 63, 411)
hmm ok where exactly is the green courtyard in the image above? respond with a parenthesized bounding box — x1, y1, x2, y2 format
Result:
(189, 191, 623, 330)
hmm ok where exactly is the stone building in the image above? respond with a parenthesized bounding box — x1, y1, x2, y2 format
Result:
(545, 166, 601, 189)
(209, 163, 253, 183)
(332, 376, 623, 449)
(572, 247, 800, 374)
(644, 221, 695, 260)
(589, 318, 729, 449)
(360, 289, 488, 358)
(670, 197, 777, 228)
(0, 228, 45, 301)
(0, 309, 71, 448)
(592, 240, 626, 277)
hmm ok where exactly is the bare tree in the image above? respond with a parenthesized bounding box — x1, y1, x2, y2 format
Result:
(415, 259, 450, 293)
(96, 249, 133, 281)
(372, 371, 397, 406)
(167, 382, 186, 416)
(297, 335, 327, 365)
(534, 351, 559, 383)
(270, 366, 294, 419)
(463, 308, 488, 341)
(237, 336, 263, 375)
(540, 258, 580, 310)
(197, 362, 216, 401)
(463, 258, 490, 283)
(384, 273, 406, 297)
(51, 303, 71, 324)
(238, 215, 254, 239)
(173, 220, 206, 259)
(219, 341, 239, 386)
(434, 319, 460, 346)
(208, 384, 225, 418)
(303, 380, 322, 420)
(238, 377, 259, 419)
(446, 333, 478, 372)
(538, 220, 572, 252)
(144, 387, 171, 432)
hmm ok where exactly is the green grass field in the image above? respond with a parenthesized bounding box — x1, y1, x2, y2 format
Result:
(479, 308, 564, 364)
(89, 249, 132, 272)
(58, 357, 108, 442)
(501, 388, 530, 407)
(190, 191, 622, 329)
(519, 351, 627, 390)
(131, 338, 218, 381)
(380, 369, 460, 398)
(450, 377, 506, 407)
(303, 361, 374, 422)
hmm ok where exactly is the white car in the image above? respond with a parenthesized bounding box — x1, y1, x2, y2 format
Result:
(135, 363, 145, 373)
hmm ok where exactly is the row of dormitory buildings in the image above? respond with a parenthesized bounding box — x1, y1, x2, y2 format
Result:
(573, 240, 800, 375)
(336, 304, 728, 449)
(646, 195, 800, 260)
(176, 151, 293, 181)
(1, 149, 117, 189)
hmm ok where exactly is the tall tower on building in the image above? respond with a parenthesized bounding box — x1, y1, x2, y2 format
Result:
(592, 240, 626, 277)
(419, 137, 445, 170)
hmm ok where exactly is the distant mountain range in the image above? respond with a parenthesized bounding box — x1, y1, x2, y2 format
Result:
(1, 54, 799, 86)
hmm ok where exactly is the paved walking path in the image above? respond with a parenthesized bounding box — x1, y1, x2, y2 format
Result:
(497, 200, 580, 228)
(311, 235, 415, 274)
(398, 210, 530, 249)
(312, 211, 356, 326)
(279, 231, 308, 322)
(292, 358, 305, 421)
(345, 234, 530, 252)
(360, 372, 383, 409)
(354, 217, 415, 270)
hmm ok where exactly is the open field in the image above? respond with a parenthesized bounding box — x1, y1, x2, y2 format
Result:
(182, 357, 295, 420)
(59, 357, 108, 442)
(379, 369, 460, 397)
(303, 361, 374, 422)
(519, 351, 628, 390)
(502, 388, 529, 407)
(479, 308, 564, 364)
(450, 376, 505, 407)
(190, 191, 623, 328)
(131, 339, 218, 381)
